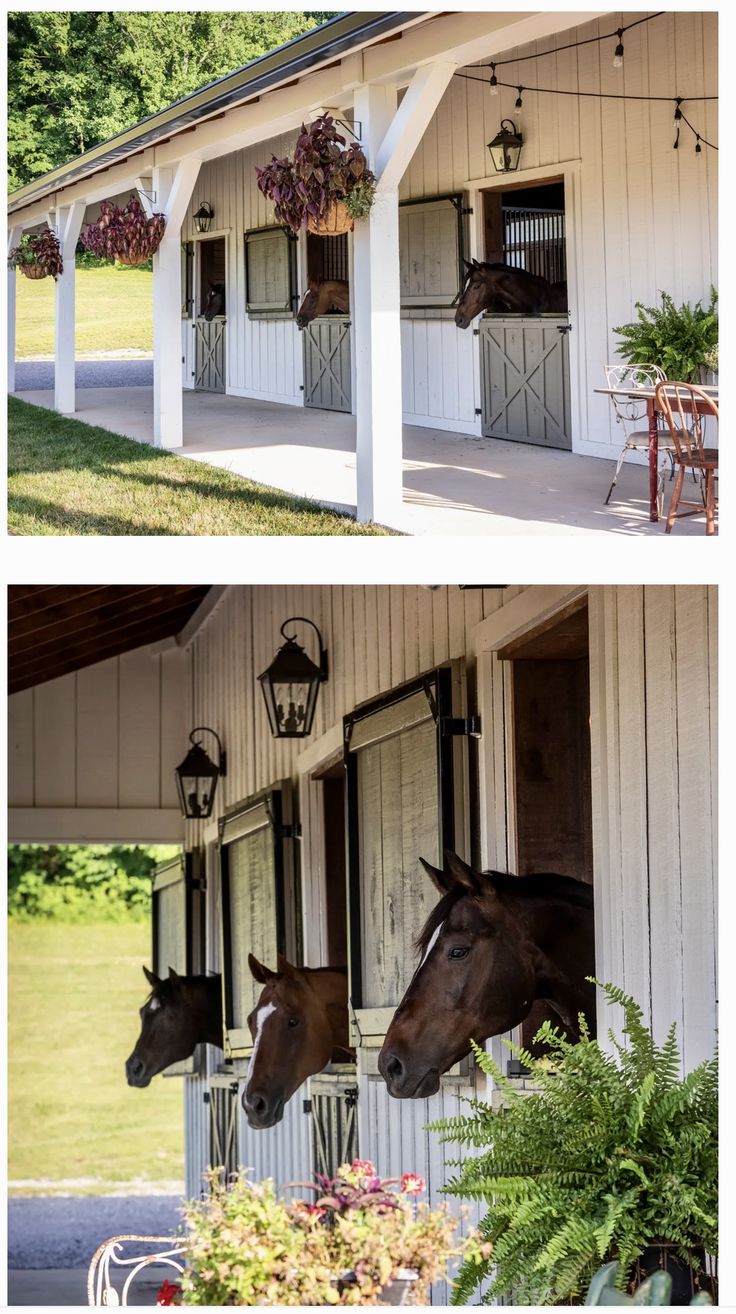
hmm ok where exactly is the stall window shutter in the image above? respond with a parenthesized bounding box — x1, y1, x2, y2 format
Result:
(399, 196, 465, 308)
(245, 227, 296, 315)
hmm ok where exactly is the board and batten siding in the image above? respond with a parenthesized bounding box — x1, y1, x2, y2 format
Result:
(7, 644, 187, 843)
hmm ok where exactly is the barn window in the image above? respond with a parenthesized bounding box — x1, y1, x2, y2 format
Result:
(344, 665, 471, 1053)
(219, 783, 300, 1062)
(151, 850, 206, 1077)
(399, 194, 468, 310)
(245, 226, 298, 317)
(181, 241, 194, 319)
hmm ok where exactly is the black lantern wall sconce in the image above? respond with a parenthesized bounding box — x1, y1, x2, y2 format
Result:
(487, 119, 524, 173)
(193, 201, 214, 234)
(174, 727, 226, 819)
(258, 617, 328, 739)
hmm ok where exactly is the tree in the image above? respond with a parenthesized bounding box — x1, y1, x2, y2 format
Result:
(8, 844, 180, 921)
(8, 12, 337, 190)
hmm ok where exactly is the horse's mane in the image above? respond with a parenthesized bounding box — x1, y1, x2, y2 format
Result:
(414, 870, 593, 955)
(145, 971, 221, 1003)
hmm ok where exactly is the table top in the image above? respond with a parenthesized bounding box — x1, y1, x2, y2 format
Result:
(594, 383, 719, 400)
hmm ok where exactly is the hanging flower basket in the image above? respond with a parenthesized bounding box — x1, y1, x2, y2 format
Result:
(80, 194, 166, 265)
(255, 115, 375, 234)
(307, 197, 354, 237)
(8, 229, 64, 280)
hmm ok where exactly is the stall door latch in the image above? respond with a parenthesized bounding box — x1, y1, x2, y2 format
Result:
(440, 715, 482, 739)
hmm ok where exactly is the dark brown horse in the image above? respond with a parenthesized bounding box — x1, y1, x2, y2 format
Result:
(378, 851, 595, 1100)
(296, 277, 350, 329)
(454, 260, 567, 327)
(243, 953, 352, 1129)
(125, 966, 223, 1087)
(203, 281, 226, 321)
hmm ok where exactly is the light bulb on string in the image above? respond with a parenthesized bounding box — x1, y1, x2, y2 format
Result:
(489, 63, 498, 96)
(613, 30, 624, 69)
(514, 87, 523, 125)
(695, 134, 702, 155)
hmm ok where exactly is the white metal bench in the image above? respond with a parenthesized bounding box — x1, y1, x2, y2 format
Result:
(87, 1234, 185, 1307)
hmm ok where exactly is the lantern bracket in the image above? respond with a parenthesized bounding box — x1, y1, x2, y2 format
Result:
(190, 726, 227, 776)
(265, 796, 302, 841)
(279, 617, 328, 682)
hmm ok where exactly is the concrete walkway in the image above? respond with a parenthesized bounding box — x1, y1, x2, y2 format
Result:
(14, 385, 710, 536)
(8, 1264, 175, 1306)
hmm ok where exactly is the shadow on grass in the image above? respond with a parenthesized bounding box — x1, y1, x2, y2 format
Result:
(8, 491, 188, 536)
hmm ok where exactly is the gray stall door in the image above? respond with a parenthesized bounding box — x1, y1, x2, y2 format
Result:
(195, 318, 226, 392)
(303, 315, 351, 412)
(479, 316, 571, 449)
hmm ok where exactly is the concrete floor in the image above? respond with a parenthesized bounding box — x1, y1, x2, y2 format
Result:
(8, 1264, 175, 1306)
(15, 385, 711, 536)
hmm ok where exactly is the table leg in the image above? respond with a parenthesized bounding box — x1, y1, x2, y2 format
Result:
(648, 400, 659, 522)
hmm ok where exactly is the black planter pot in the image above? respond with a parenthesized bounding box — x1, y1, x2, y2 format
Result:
(632, 1243, 717, 1306)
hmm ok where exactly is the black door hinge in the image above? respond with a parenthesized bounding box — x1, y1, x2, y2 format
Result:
(558, 323, 572, 334)
(440, 715, 481, 739)
(203, 1091, 210, 1104)
(303, 1098, 312, 1115)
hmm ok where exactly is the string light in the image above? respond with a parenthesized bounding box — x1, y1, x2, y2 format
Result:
(489, 63, 498, 96)
(515, 87, 524, 111)
(613, 29, 624, 69)
(673, 97, 682, 150)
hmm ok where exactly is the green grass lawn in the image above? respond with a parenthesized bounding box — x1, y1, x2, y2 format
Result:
(8, 921, 184, 1194)
(8, 397, 389, 535)
(15, 265, 153, 358)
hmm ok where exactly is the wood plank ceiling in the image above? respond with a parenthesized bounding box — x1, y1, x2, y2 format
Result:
(9, 585, 210, 694)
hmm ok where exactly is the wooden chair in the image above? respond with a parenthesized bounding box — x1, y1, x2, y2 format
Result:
(603, 363, 674, 514)
(655, 381, 718, 535)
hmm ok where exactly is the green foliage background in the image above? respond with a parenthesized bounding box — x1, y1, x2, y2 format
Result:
(8, 11, 337, 189)
(8, 843, 179, 921)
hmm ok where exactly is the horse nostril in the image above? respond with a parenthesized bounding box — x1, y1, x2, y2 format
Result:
(249, 1092, 267, 1116)
(385, 1052, 404, 1082)
(127, 1056, 145, 1081)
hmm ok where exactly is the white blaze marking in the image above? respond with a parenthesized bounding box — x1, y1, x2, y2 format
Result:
(148, 997, 161, 1012)
(244, 1003, 276, 1095)
(419, 921, 443, 969)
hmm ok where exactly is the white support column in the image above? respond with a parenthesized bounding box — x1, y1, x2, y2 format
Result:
(152, 158, 201, 448)
(352, 83, 401, 527)
(353, 62, 456, 525)
(54, 201, 86, 413)
(7, 223, 23, 394)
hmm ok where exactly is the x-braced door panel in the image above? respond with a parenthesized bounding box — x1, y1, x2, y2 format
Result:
(479, 317, 571, 449)
(303, 316, 351, 412)
(195, 319, 226, 392)
(208, 1077, 239, 1182)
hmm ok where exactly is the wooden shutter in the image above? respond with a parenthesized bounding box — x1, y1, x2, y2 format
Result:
(219, 783, 299, 1060)
(344, 665, 470, 1045)
(399, 195, 465, 309)
(151, 851, 205, 1077)
(245, 227, 297, 316)
(181, 242, 194, 319)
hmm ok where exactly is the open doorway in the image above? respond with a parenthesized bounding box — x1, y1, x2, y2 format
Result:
(195, 236, 226, 392)
(498, 600, 594, 1048)
(483, 177, 567, 295)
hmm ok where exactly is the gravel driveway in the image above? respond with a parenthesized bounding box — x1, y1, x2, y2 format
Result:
(14, 359, 153, 391)
(9, 1196, 184, 1268)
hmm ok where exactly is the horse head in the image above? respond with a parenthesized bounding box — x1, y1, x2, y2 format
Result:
(296, 278, 322, 330)
(454, 261, 556, 327)
(242, 954, 349, 1129)
(125, 966, 222, 1087)
(203, 281, 226, 321)
(378, 852, 595, 1100)
(454, 259, 489, 329)
(296, 277, 350, 329)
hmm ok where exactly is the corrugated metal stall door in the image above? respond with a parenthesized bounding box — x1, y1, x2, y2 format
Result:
(480, 316, 571, 448)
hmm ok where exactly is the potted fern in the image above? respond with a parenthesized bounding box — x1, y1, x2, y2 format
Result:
(613, 289, 718, 383)
(255, 115, 376, 235)
(430, 982, 717, 1307)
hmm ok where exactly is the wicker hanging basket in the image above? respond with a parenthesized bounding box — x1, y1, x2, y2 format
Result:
(20, 263, 48, 280)
(307, 199, 354, 237)
(115, 252, 152, 267)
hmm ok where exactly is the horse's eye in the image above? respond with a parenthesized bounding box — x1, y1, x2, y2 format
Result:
(448, 947, 469, 960)
(287, 1017, 299, 1028)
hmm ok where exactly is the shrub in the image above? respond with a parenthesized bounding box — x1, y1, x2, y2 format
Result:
(613, 289, 718, 383)
(8, 844, 177, 922)
(430, 982, 717, 1306)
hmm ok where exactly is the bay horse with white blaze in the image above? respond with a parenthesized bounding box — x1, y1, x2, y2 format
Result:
(296, 277, 350, 329)
(378, 851, 595, 1100)
(454, 260, 567, 328)
(243, 953, 352, 1129)
(125, 966, 223, 1087)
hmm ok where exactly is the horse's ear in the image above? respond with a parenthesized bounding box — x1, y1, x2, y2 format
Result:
(168, 965, 181, 984)
(419, 856, 454, 895)
(276, 952, 298, 979)
(248, 952, 276, 984)
(444, 851, 486, 897)
(143, 965, 160, 989)
(462, 259, 474, 272)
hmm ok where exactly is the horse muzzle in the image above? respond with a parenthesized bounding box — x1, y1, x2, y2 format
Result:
(242, 1087, 285, 1130)
(378, 1046, 440, 1100)
(125, 1054, 152, 1088)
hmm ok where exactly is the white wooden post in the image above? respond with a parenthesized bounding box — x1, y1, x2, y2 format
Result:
(153, 159, 201, 448)
(353, 62, 456, 525)
(7, 223, 23, 394)
(352, 83, 401, 527)
(54, 202, 86, 413)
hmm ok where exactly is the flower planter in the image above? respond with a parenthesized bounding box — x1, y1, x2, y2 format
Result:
(19, 264, 48, 280)
(307, 198, 354, 237)
(115, 253, 152, 267)
(337, 1267, 418, 1306)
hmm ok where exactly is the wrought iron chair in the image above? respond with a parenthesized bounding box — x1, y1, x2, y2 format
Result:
(603, 363, 675, 514)
(87, 1234, 185, 1306)
(655, 381, 719, 535)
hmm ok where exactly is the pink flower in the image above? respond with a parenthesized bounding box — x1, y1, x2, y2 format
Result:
(351, 1158, 376, 1179)
(400, 1173, 426, 1195)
